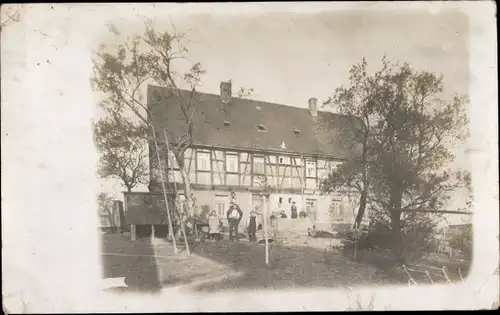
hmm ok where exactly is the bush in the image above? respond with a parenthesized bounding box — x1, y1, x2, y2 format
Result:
(343, 226, 392, 251)
(448, 224, 473, 260)
(400, 218, 441, 262)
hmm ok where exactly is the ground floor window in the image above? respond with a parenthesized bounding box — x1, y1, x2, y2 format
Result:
(330, 199, 344, 221)
(215, 195, 229, 217)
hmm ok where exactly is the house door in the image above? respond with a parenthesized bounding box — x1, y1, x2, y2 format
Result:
(252, 194, 270, 227)
(306, 198, 317, 220)
(252, 194, 264, 213)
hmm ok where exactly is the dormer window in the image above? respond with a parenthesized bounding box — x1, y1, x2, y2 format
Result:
(223, 121, 231, 127)
(293, 129, 300, 135)
(257, 124, 267, 132)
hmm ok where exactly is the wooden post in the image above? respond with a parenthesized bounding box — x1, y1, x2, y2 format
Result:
(262, 195, 269, 265)
(151, 224, 155, 242)
(300, 155, 305, 216)
(131, 224, 136, 241)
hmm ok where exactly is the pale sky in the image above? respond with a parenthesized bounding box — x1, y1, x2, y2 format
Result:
(99, 8, 471, 221)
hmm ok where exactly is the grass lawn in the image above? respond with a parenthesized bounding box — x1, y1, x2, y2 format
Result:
(101, 234, 236, 293)
(100, 233, 471, 293)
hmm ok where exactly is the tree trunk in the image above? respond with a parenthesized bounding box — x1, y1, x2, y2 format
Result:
(263, 195, 269, 265)
(390, 187, 404, 264)
(180, 167, 194, 217)
(179, 167, 192, 255)
(353, 188, 368, 229)
(353, 135, 369, 229)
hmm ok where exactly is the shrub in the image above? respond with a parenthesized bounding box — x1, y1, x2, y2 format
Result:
(448, 224, 473, 260)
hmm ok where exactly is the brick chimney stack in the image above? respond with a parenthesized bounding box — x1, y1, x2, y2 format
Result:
(220, 80, 232, 103)
(308, 97, 318, 117)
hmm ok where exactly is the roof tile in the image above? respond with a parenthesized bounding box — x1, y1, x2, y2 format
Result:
(147, 85, 359, 159)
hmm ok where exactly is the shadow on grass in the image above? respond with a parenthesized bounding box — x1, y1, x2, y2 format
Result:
(187, 240, 384, 292)
(101, 229, 162, 294)
(101, 232, 232, 294)
(101, 231, 472, 293)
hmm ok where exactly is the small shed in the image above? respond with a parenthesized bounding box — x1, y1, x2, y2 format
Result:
(123, 191, 176, 240)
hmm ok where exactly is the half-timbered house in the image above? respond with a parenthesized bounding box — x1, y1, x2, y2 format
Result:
(147, 81, 367, 231)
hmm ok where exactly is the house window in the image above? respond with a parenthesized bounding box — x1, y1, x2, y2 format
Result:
(226, 154, 238, 173)
(330, 161, 340, 173)
(330, 200, 344, 220)
(197, 151, 211, 171)
(279, 156, 290, 165)
(253, 156, 265, 174)
(215, 195, 228, 217)
(306, 160, 317, 178)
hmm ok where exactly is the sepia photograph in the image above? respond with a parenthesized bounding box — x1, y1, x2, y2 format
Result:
(2, 2, 498, 312)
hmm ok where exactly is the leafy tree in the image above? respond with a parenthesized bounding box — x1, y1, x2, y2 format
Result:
(321, 57, 470, 262)
(97, 192, 116, 227)
(93, 113, 148, 192)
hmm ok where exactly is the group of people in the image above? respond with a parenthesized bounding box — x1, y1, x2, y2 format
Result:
(206, 193, 308, 242)
(270, 201, 307, 220)
(206, 207, 261, 242)
(207, 192, 262, 242)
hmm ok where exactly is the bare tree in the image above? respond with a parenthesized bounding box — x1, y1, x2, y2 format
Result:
(91, 21, 253, 242)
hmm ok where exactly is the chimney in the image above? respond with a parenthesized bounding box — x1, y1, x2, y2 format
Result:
(220, 80, 232, 103)
(308, 97, 318, 117)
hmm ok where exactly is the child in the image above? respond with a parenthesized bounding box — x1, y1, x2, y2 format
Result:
(247, 210, 260, 242)
(229, 191, 238, 206)
(208, 211, 220, 241)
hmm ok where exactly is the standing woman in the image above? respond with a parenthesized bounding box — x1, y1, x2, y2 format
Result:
(246, 210, 260, 242)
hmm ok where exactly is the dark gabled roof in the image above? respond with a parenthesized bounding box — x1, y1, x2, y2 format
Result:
(147, 84, 360, 159)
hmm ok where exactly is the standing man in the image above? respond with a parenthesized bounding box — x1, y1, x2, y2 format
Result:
(290, 201, 298, 219)
(227, 204, 243, 241)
